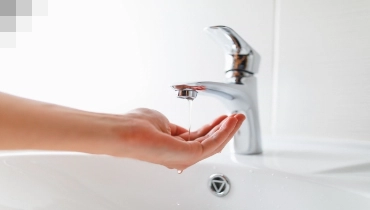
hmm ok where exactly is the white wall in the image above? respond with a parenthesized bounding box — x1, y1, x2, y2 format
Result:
(275, 0, 370, 141)
(1, 0, 369, 141)
(0, 0, 274, 134)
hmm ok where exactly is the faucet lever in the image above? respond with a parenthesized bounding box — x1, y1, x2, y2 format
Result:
(204, 26, 260, 84)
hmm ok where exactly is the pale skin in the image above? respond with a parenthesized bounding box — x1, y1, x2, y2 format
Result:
(0, 92, 245, 170)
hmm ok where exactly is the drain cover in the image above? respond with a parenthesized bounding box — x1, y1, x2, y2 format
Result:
(208, 174, 230, 197)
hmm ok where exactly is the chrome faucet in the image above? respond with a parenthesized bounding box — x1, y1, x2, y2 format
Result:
(172, 26, 262, 155)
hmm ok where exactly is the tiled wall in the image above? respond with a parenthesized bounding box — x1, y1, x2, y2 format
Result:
(0, 0, 369, 141)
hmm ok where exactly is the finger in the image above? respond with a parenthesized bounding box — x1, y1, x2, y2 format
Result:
(178, 115, 228, 140)
(192, 116, 229, 143)
(189, 115, 228, 139)
(199, 117, 238, 157)
(203, 114, 236, 138)
(192, 114, 236, 143)
(169, 123, 188, 136)
(214, 114, 246, 153)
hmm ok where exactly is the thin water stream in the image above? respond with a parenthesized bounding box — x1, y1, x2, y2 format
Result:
(188, 99, 193, 141)
(177, 98, 194, 175)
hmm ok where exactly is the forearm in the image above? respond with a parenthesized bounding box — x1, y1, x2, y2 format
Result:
(0, 92, 121, 154)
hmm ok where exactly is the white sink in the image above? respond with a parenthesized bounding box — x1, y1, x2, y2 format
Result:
(0, 137, 369, 210)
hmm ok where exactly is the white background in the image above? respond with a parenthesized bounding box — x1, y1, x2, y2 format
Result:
(0, 0, 369, 142)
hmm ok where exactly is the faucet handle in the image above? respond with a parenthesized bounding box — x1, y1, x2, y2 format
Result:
(204, 26, 260, 84)
(204, 25, 252, 55)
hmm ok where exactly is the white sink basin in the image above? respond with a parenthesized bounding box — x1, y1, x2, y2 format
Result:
(0, 137, 369, 210)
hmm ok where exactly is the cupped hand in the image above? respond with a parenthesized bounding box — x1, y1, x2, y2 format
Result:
(117, 108, 245, 171)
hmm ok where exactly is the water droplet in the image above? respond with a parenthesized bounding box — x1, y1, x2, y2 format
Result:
(271, 173, 274, 176)
(177, 170, 183, 174)
(177, 203, 180, 206)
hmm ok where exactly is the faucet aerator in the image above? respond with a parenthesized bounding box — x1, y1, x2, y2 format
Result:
(177, 89, 198, 100)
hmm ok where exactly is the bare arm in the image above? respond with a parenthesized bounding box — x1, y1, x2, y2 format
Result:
(0, 92, 245, 170)
(0, 92, 118, 153)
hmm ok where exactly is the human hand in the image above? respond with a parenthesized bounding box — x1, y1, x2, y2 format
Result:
(115, 108, 245, 171)
(0, 92, 244, 170)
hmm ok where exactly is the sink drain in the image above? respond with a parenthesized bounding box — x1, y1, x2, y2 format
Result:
(208, 174, 230, 197)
